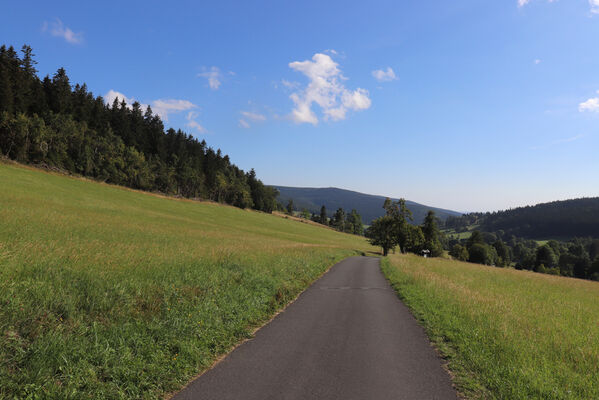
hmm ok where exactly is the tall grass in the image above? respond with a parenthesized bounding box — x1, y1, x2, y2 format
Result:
(0, 162, 373, 399)
(381, 254, 599, 399)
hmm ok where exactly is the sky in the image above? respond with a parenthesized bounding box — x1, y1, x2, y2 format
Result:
(2, 0, 599, 212)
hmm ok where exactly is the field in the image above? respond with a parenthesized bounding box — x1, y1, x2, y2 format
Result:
(381, 254, 599, 399)
(0, 162, 374, 399)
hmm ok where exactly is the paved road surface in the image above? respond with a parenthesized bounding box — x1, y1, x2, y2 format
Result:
(173, 256, 456, 400)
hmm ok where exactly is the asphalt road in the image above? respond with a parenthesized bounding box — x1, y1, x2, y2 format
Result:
(173, 256, 457, 400)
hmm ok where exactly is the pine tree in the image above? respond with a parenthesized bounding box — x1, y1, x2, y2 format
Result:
(332, 208, 346, 231)
(320, 205, 327, 225)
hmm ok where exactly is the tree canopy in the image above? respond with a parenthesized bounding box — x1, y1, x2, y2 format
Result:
(0, 44, 278, 212)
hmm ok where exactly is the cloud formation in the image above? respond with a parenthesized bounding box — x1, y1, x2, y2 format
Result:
(186, 111, 206, 134)
(518, 0, 597, 14)
(42, 19, 83, 44)
(104, 90, 198, 122)
(372, 67, 397, 82)
(198, 67, 222, 90)
(287, 52, 371, 125)
(104, 90, 138, 108)
(239, 111, 266, 128)
(579, 91, 599, 112)
(152, 99, 196, 121)
(240, 111, 266, 121)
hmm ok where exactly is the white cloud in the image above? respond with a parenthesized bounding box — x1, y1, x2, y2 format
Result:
(287, 52, 371, 125)
(579, 91, 599, 112)
(104, 90, 198, 121)
(372, 67, 397, 82)
(238, 111, 266, 129)
(42, 19, 83, 44)
(104, 90, 141, 109)
(198, 67, 223, 90)
(186, 111, 206, 134)
(152, 99, 196, 121)
(240, 111, 266, 121)
(518, 0, 559, 8)
(519, 0, 597, 13)
(534, 59, 542, 64)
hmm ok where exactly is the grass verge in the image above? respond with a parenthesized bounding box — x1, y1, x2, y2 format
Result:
(381, 254, 599, 399)
(0, 162, 374, 399)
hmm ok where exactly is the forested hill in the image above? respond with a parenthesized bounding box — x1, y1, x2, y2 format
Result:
(273, 186, 461, 224)
(0, 44, 278, 211)
(446, 197, 599, 239)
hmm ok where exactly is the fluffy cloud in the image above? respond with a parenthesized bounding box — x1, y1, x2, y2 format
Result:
(198, 67, 222, 90)
(372, 67, 397, 82)
(239, 111, 266, 128)
(104, 90, 139, 108)
(287, 53, 371, 125)
(42, 19, 83, 44)
(579, 91, 599, 112)
(152, 99, 196, 121)
(104, 90, 198, 121)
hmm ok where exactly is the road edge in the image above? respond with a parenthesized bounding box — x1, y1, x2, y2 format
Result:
(165, 253, 367, 399)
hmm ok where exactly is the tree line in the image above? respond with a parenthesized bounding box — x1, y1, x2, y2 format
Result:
(0, 44, 278, 211)
(284, 200, 364, 235)
(365, 197, 599, 282)
(445, 198, 599, 239)
(365, 198, 444, 256)
(448, 231, 599, 281)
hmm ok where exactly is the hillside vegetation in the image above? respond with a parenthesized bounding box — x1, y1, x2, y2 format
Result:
(0, 44, 278, 212)
(445, 198, 599, 239)
(0, 162, 374, 399)
(274, 185, 461, 224)
(382, 254, 599, 399)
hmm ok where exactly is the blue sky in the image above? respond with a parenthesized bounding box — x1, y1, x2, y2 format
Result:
(2, 0, 599, 212)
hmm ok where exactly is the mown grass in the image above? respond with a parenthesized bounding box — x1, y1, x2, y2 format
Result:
(0, 162, 374, 399)
(381, 254, 599, 399)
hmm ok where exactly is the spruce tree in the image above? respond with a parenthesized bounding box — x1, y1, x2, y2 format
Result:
(320, 205, 327, 225)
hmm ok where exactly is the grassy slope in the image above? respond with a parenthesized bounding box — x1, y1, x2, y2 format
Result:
(0, 162, 374, 399)
(381, 254, 599, 399)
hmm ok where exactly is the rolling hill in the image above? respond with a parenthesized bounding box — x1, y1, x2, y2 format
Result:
(0, 162, 373, 399)
(273, 186, 462, 224)
(446, 197, 599, 240)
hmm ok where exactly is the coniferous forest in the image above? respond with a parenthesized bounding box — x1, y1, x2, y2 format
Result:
(0, 44, 278, 211)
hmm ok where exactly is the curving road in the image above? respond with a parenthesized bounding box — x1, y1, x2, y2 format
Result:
(173, 256, 457, 400)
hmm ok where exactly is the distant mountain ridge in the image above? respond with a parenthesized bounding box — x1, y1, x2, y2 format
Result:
(272, 186, 462, 224)
(479, 197, 599, 239)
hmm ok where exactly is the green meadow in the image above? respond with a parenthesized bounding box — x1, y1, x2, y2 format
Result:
(382, 254, 599, 399)
(0, 162, 373, 399)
